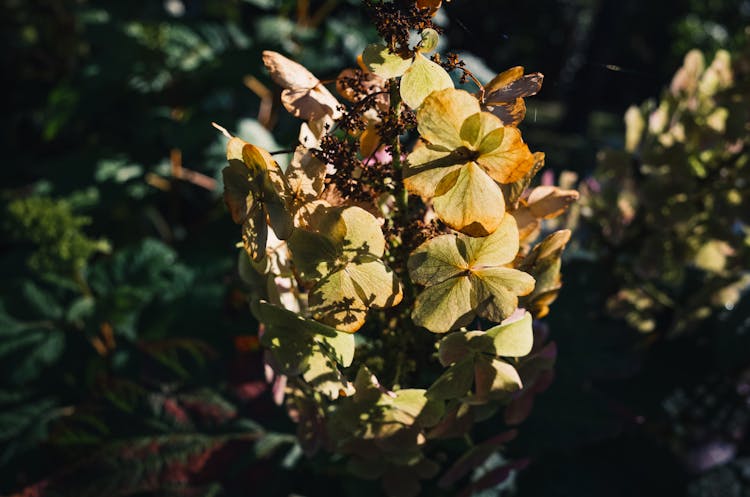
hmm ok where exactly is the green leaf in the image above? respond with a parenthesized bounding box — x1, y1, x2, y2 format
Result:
(438, 330, 492, 366)
(261, 325, 314, 375)
(427, 359, 474, 400)
(287, 227, 339, 279)
(390, 389, 430, 421)
(416, 88, 479, 149)
(287, 146, 327, 202)
(392, 389, 444, 428)
(412, 276, 475, 333)
(66, 295, 96, 323)
(319, 327, 356, 367)
(432, 161, 506, 236)
(405, 88, 536, 234)
(486, 311, 534, 357)
(223, 138, 263, 224)
(308, 257, 402, 332)
(460, 215, 521, 266)
(289, 205, 387, 278)
(460, 112, 504, 150)
(362, 43, 412, 79)
(471, 266, 536, 322)
(253, 300, 354, 374)
(352, 365, 384, 405)
(244, 143, 293, 239)
(318, 206, 386, 258)
(475, 125, 535, 184)
(408, 234, 468, 285)
(329, 369, 441, 448)
(19, 282, 63, 320)
(265, 199, 293, 241)
(0, 303, 65, 384)
(240, 203, 268, 263)
(308, 266, 368, 331)
(222, 139, 293, 261)
(289, 206, 402, 332)
(5, 195, 110, 278)
(400, 53, 454, 109)
(408, 215, 535, 332)
(432, 326, 526, 402)
(403, 142, 464, 199)
(344, 257, 403, 309)
(437, 331, 473, 366)
(302, 346, 350, 398)
(88, 238, 194, 333)
(471, 356, 522, 402)
(0, 397, 59, 465)
(418, 28, 440, 53)
(253, 300, 337, 338)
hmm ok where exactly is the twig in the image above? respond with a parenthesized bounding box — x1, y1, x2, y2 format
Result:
(211, 122, 233, 138)
(309, 0, 339, 28)
(243, 76, 275, 129)
(297, 0, 309, 25)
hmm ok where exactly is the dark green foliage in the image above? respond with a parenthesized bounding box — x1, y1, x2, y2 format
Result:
(512, 45, 750, 497)
(2, 1, 750, 496)
(5, 195, 110, 278)
(0, 1, 380, 494)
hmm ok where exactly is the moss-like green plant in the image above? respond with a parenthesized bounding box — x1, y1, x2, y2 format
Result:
(5, 196, 111, 281)
(219, 2, 577, 494)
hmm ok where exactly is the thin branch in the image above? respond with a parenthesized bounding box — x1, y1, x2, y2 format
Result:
(309, 0, 339, 28)
(211, 121, 232, 139)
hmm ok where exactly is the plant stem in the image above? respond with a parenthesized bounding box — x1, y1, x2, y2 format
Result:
(389, 78, 409, 218)
(387, 77, 414, 390)
(74, 267, 93, 298)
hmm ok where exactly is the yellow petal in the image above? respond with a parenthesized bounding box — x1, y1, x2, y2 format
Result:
(404, 141, 462, 198)
(476, 126, 535, 184)
(401, 53, 454, 110)
(417, 88, 479, 149)
(433, 162, 506, 236)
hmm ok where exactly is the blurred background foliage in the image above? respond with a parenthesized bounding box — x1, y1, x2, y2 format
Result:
(1, 0, 749, 496)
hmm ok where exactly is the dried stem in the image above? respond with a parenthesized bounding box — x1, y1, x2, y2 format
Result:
(388, 78, 408, 218)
